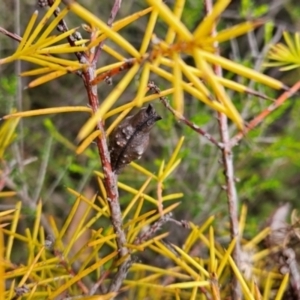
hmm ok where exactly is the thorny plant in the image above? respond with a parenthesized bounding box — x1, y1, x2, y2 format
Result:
(1, 0, 300, 299)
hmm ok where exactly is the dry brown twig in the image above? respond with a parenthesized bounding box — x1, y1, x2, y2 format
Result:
(0, 27, 22, 42)
(204, 0, 241, 299)
(92, 0, 122, 64)
(40, 0, 128, 294)
(230, 80, 300, 147)
(147, 81, 224, 148)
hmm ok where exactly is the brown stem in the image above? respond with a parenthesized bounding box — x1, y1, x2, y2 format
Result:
(203, 0, 241, 299)
(54, 0, 130, 292)
(40, 0, 127, 265)
(92, 0, 123, 64)
(147, 82, 223, 148)
(52, 247, 89, 295)
(81, 70, 127, 258)
(90, 58, 136, 85)
(45, 0, 85, 62)
(0, 27, 21, 42)
(133, 213, 172, 245)
(230, 81, 300, 148)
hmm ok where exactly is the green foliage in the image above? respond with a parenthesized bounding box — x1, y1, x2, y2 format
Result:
(0, 76, 17, 96)
(181, 0, 203, 30)
(0, 76, 17, 112)
(240, 0, 269, 18)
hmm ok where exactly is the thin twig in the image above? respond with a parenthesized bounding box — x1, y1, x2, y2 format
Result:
(203, 0, 241, 299)
(49, 0, 128, 260)
(36, 0, 130, 293)
(13, 0, 27, 200)
(92, 0, 122, 64)
(134, 213, 172, 245)
(52, 247, 89, 295)
(228, 24, 284, 138)
(89, 269, 109, 295)
(230, 80, 300, 148)
(90, 58, 136, 86)
(281, 248, 300, 298)
(0, 27, 22, 42)
(108, 256, 138, 293)
(80, 67, 127, 258)
(43, 0, 86, 63)
(147, 81, 224, 148)
(59, 1, 131, 295)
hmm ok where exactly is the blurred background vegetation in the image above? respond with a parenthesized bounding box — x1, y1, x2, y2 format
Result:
(1, 0, 300, 244)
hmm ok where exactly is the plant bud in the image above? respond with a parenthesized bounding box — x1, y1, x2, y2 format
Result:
(109, 104, 161, 174)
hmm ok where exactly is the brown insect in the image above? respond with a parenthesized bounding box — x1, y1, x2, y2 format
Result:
(109, 104, 162, 174)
